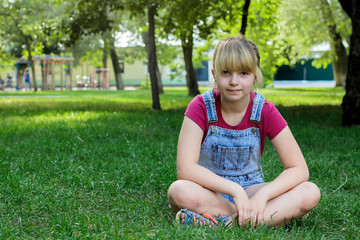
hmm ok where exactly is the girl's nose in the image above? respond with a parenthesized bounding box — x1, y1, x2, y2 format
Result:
(229, 73, 240, 85)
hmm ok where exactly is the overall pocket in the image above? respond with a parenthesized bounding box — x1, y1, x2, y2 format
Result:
(211, 144, 253, 171)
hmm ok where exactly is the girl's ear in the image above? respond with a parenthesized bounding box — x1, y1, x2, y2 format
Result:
(211, 69, 217, 89)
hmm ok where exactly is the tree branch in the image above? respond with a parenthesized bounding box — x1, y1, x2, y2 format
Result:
(240, 0, 251, 35)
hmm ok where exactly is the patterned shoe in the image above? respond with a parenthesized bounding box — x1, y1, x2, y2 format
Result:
(176, 209, 230, 228)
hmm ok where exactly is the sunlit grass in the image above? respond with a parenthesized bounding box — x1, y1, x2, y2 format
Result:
(0, 87, 359, 239)
(0, 87, 345, 110)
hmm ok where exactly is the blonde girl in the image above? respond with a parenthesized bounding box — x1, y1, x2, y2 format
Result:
(168, 35, 320, 228)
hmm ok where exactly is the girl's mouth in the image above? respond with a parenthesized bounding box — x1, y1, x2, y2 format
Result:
(227, 89, 242, 94)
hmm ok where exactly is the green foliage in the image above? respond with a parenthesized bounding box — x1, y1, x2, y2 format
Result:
(68, 35, 102, 66)
(312, 52, 333, 69)
(0, 0, 69, 57)
(156, 44, 180, 67)
(193, 39, 213, 66)
(116, 46, 146, 64)
(22, 42, 44, 60)
(79, 48, 103, 68)
(0, 0, 353, 89)
(277, 0, 351, 66)
(0, 47, 16, 70)
(0, 88, 359, 239)
(160, 0, 229, 43)
(63, 0, 120, 45)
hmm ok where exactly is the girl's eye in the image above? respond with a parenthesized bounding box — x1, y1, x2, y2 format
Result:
(240, 72, 248, 76)
(222, 71, 230, 75)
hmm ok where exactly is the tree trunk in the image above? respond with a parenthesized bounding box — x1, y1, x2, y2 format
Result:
(25, 36, 37, 92)
(240, 0, 251, 35)
(181, 35, 200, 96)
(332, 41, 348, 87)
(103, 31, 110, 68)
(102, 35, 109, 90)
(109, 37, 125, 90)
(147, 6, 161, 110)
(103, 44, 108, 68)
(155, 63, 163, 93)
(141, 31, 164, 94)
(41, 60, 46, 90)
(340, 0, 360, 126)
(320, 0, 348, 87)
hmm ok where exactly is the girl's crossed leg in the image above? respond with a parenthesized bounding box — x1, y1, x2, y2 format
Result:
(168, 179, 320, 227)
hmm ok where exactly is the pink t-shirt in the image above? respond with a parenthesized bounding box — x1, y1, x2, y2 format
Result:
(185, 89, 287, 155)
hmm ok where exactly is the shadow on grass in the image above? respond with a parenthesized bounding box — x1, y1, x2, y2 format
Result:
(277, 105, 343, 127)
(266, 87, 344, 93)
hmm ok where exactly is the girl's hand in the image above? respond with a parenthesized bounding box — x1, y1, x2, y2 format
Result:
(249, 192, 269, 227)
(232, 194, 253, 227)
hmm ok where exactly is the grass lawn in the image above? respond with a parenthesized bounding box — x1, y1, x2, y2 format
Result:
(0, 87, 359, 239)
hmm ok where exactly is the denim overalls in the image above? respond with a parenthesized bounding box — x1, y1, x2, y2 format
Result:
(198, 89, 265, 203)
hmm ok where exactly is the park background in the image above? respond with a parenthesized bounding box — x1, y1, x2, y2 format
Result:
(0, 0, 359, 239)
(0, 0, 350, 94)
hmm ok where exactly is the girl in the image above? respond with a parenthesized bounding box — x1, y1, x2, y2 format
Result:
(167, 35, 320, 228)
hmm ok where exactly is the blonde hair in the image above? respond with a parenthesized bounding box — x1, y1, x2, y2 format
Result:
(212, 35, 263, 87)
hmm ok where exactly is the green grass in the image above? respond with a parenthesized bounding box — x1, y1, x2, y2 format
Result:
(0, 87, 359, 239)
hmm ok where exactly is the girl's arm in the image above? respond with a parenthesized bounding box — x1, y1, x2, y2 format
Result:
(249, 126, 309, 217)
(177, 117, 252, 219)
(177, 117, 247, 198)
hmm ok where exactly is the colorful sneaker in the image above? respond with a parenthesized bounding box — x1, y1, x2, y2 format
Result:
(176, 209, 230, 228)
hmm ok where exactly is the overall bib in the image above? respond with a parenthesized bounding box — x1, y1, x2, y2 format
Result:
(198, 89, 265, 203)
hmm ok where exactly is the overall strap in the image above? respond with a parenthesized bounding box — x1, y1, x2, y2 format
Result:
(202, 89, 218, 123)
(250, 92, 265, 123)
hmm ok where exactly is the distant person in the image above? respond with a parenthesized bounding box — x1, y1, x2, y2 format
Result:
(24, 69, 31, 90)
(0, 76, 4, 90)
(167, 35, 320, 228)
(6, 73, 12, 87)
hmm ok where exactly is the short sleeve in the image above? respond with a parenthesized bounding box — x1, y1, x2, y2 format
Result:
(184, 94, 207, 132)
(263, 102, 287, 140)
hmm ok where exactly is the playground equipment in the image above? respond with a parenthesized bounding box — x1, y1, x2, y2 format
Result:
(16, 54, 74, 90)
(15, 54, 113, 90)
(76, 60, 110, 89)
(77, 64, 109, 90)
(15, 57, 28, 90)
(95, 68, 109, 89)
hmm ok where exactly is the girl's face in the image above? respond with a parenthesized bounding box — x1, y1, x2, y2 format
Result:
(214, 69, 255, 103)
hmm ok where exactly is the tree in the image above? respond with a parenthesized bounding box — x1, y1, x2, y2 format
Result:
(339, 0, 360, 126)
(0, 0, 67, 92)
(121, 0, 162, 109)
(64, 0, 125, 90)
(162, 0, 230, 96)
(141, 31, 164, 94)
(146, 5, 161, 109)
(276, 0, 350, 86)
(102, 30, 125, 90)
(111, 10, 165, 94)
(240, 0, 251, 35)
(319, 0, 348, 87)
(0, 42, 16, 73)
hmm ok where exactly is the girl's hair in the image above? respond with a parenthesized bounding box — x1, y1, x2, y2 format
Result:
(212, 35, 263, 87)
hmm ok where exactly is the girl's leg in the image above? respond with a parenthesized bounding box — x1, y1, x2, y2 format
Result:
(245, 181, 321, 226)
(168, 180, 320, 227)
(168, 179, 236, 217)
